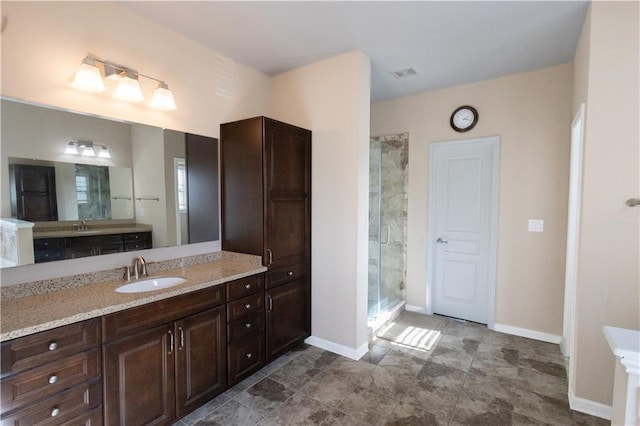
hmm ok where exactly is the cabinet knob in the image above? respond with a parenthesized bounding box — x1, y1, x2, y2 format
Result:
(246, 353, 253, 359)
(287, 271, 293, 276)
(51, 407, 60, 417)
(48, 374, 58, 384)
(48, 341, 58, 351)
(244, 303, 251, 309)
(245, 323, 252, 329)
(244, 283, 251, 290)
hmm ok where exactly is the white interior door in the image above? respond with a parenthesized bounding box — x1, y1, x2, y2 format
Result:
(429, 137, 499, 324)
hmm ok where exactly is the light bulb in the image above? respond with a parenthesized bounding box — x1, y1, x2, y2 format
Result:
(113, 71, 144, 103)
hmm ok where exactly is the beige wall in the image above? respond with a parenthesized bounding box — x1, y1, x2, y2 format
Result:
(572, 1, 640, 407)
(1, 2, 271, 140)
(270, 51, 372, 354)
(371, 63, 573, 336)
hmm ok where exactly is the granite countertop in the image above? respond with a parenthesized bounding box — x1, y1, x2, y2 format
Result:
(0, 253, 267, 342)
(32, 224, 153, 239)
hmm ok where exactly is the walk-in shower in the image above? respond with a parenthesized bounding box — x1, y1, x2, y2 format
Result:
(368, 133, 409, 329)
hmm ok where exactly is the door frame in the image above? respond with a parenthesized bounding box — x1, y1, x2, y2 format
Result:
(562, 103, 585, 377)
(426, 136, 500, 328)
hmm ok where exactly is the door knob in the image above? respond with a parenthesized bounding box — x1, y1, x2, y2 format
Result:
(436, 238, 448, 244)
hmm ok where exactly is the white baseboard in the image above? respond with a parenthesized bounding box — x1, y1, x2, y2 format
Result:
(493, 323, 562, 344)
(568, 388, 612, 420)
(304, 336, 368, 361)
(404, 304, 430, 315)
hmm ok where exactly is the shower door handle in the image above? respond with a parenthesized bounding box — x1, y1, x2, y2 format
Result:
(381, 224, 390, 245)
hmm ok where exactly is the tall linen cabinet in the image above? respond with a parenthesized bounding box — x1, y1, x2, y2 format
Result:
(221, 117, 311, 362)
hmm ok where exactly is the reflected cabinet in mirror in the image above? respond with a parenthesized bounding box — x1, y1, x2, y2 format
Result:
(0, 99, 219, 269)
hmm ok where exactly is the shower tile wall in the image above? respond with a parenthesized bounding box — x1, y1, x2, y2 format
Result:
(368, 133, 409, 319)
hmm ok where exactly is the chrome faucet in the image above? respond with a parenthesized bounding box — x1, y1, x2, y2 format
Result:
(132, 256, 148, 280)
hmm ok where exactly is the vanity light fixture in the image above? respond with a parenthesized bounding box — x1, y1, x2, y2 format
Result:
(98, 145, 111, 159)
(71, 55, 177, 110)
(71, 57, 106, 93)
(65, 142, 80, 155)
(66, 141, 110, 159)
(79, 142, 96, 157)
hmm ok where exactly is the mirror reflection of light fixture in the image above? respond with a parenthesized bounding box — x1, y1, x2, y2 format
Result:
(98, 145, 111, 159)
(65, 142, 79, 155)
(71, 54, 177, 110)
(66, 141, 110, 159)
(79, 142, 96, 157)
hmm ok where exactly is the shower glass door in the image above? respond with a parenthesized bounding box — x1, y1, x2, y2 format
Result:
(368, 134, 409, 325)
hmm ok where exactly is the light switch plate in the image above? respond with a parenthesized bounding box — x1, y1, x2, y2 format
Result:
(528, 219, 544, 232)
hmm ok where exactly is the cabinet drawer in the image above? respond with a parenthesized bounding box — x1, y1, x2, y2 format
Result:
(124, 241, 151, 252)
(226, 293, 263, 322)
(228, 333, 265, 386)
(265, 263, 308, 289)
(226, 275, 263, 302)
(0, 379, 102, 425)
(123, 232, 151, 244)
(33, 239, 65, 264)
(33, 238, 64, 251)
(59, 406, 102, 426)
(227, 315, 264, 343)
(1, 319, 100, 376)
(1, 349, 101, 413)
(102, 285, 224, 342)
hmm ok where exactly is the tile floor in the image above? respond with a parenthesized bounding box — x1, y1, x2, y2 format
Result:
(173, 312, 609, 426)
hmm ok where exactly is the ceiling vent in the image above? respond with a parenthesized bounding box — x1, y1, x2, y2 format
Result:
(390, 67, 419, 79)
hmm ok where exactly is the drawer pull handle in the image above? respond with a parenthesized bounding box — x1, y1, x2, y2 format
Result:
(244, 303, 251, 309)
(178, 327, 185, 351)
(287, 271, 293, 276)
(267, 295, 273, 312)
(244, 283, 251, 290)
(245, 323, 252, 329)
(246, 353, 253, 359)
(48, 342, 58, 351)
(48, 374, 58, 384)
(51, 407, 60, 417)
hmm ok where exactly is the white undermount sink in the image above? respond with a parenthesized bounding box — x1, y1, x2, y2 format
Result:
(116, 277, 186, 293)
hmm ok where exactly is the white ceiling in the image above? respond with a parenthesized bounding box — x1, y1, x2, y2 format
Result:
(118, 1, 589, 102)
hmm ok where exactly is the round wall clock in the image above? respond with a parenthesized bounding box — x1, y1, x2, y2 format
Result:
(450, 105, 478, 132)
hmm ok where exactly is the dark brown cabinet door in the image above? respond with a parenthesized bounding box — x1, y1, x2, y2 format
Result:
(9, 164, 58, 221)
(103, 323, 176, 426)
(175, 306, 226, 418)
(186, 133, 219, 244)
(264, 119, 311, 270)
(265, 278, 310, 361)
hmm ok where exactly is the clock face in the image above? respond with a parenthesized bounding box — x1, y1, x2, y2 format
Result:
(450, 106, 478, 132)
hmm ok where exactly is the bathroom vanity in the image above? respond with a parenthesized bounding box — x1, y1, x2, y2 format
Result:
(0, 251, 311, 424)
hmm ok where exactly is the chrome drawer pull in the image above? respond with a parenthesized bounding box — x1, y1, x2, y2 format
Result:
(48, 374, 58, 384)
(244, 283, 251, 289)
(287, 271, 293, 276)
(178, 327, 185, 351)
(245, 323, 252, 329)
(246, 353, 253, 359)
(244, 303, 251, 309)
(48, 341, 58, 351)
(51, 407, 60, 417)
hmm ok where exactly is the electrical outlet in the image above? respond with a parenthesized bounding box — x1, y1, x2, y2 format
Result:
(528, 219, 544, 232)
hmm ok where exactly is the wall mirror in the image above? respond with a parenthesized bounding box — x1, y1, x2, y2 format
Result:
(1, 98, 219, 269)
